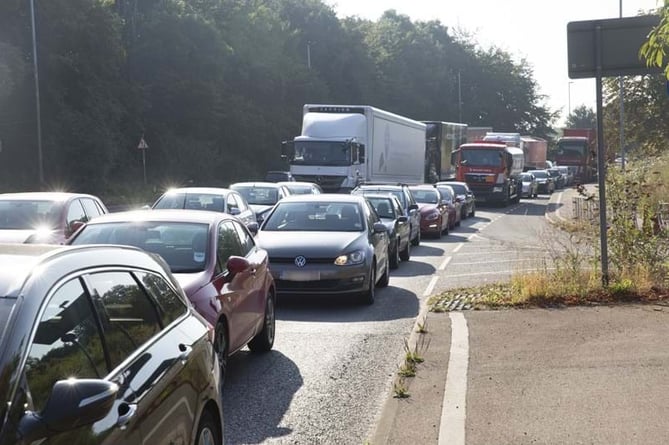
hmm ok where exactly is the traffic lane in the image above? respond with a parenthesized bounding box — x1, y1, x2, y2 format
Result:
(222, 246, 440, 444)
(465, 306, 669, 445)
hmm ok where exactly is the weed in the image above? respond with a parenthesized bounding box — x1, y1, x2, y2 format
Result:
(416, 315, 428, 334)
(393, 377, 410, 398)
(403, 338, 425, 364)
(398, 361, 416, 377)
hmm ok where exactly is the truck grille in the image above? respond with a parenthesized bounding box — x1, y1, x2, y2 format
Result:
(293, 175, 345, 192)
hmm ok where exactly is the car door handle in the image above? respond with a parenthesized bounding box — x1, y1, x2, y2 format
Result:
(178, 343, 192, 363)
(116, 403, 137, 428)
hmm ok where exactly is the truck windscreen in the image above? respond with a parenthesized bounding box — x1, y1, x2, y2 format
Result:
(460, 149, 502, 167)
(292, 141, 351, 166)
(557, 142, 586, 157)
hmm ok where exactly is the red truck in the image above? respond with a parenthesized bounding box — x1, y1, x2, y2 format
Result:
(555, 128, 596, 184)
(453, 142, 525, 206)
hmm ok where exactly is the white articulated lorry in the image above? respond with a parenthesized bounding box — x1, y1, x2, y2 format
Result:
(281, 105, 426, 193)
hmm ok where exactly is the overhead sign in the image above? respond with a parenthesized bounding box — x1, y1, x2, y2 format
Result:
(567, 15, 662, 79)
(137, 136, 149, 150)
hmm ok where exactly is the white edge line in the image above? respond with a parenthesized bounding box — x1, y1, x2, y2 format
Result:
(439, 256, 453, 271)
(453, 243, 464, 253)
(423, 275, 439, 297)
(439, 312, 469, 445)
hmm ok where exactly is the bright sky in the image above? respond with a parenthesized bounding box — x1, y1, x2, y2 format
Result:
(323, 0, 661, 125)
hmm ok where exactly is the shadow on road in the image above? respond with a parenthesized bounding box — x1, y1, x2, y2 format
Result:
(276, 285, 420, 322)
(223, 350, 302, 444)
(410, 244, 444, 257)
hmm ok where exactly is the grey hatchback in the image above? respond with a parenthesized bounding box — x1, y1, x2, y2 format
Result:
(0, 244, 223, 445)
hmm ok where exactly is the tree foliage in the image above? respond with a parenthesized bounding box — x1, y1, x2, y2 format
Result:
(639, 0, 669, 79)
(0, 0, 557, 202)
(565, 105, 597, 129)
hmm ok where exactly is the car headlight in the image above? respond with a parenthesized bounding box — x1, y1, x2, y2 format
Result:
(334, 250, 366, 266)
(425, 212, 440, 221)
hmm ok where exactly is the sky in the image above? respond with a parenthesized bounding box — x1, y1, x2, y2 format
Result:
(322, 0, 662, 125)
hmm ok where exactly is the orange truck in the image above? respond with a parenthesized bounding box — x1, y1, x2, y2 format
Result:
(453, 141, 525, 206)
(555, 128, 596, 183)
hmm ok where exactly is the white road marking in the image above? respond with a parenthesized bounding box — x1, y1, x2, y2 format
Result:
(446, 267, 556, 278)
(467, 233, 487, 241)
(439, 312, 469, 445)
(423, 275, 439, 297)
(452, 243, 464, 253)
(439, 256, 453, 271)
(453, 258, 543, 266)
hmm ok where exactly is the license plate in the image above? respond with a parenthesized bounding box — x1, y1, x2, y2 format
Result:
(281, 270, 321, 281)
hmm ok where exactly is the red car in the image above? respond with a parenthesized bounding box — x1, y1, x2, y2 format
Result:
(408, 185, 450, 238)
(68, 209, 276, 387)
(434, 184, 463, 229)
(0, 192, 108, 244)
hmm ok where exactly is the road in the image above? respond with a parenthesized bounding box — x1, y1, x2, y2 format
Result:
(222, 195, 557, 445)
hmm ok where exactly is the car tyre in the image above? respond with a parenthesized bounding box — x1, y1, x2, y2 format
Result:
(378, 256, 390, 288)
(399, 239, 411, 262)
(248, 291, 275, 352)
(389, 240, 400, 269)
(195, 411, 221, 445)
(214, 321, 229, 393)
(361, 263, 376, 305)
(470, 204, 476, 218)
(411, 226, 421, 246)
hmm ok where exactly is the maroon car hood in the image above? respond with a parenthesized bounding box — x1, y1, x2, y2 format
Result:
(417, 203, 438, 215)
(172, 271, 209, 296)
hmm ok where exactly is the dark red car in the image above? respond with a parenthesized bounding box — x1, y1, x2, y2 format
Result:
(434, 184, 463, 229)
(68, 209, 276, 386)
(0, 192, 108, 244)
(408, 185, 450, 238)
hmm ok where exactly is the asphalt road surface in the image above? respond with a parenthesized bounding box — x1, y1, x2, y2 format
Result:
(222, 196, 557, 445)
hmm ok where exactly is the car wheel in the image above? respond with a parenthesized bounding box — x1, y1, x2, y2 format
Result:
(435, 219, 442, 239)
(248, 291, 275, 352)
(399, 238, 411, 262)
(389, 239, 400, 269)
(361, 263, 376, 305)
(411, 226, 420, 246)
(456, 214, 461, 227)
(470, 204, 475, 218)
(378, 256, 390, 288)
(195, 411, 220, 445)
(214, 321, 229, 392)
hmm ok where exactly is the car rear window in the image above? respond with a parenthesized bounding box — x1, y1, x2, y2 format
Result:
(153, 193, 224, 212)
(0, 200, 62, 230)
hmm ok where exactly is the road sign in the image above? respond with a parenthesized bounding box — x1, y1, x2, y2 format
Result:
(137, 136, 149, 150)
(567, 15, 661, 79)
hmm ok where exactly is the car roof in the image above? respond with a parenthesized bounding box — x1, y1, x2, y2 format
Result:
(436, 181, 467, 187)
(158, 187, 235, 195)
(278, 181, 318, 187)
(77, 209, 230, 225)
(362, 193, 401, 202)
(0, 192, 100, 201)
(356, 184, 407, 190)
(408, 184, 437, 190)
(0, 244, 163, 298)
(230, 182, 283, 188)
(279, 194, 367, 204)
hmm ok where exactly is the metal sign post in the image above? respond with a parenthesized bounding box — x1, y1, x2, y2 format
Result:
(567, 14, 660, 286)
(137, 135, 149, 185)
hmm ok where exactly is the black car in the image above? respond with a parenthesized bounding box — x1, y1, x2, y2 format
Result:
(0, 244, 223, 445)
(351, 183, 421, 246)
(365, 194, 411, 268)
(255, 194, 390, 305)
(437, 181, 476, 218)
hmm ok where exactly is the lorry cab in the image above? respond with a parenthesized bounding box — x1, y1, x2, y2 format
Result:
(454, 142, 524, 206)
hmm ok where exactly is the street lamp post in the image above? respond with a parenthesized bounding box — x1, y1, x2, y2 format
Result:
(29, 0, 44, 186)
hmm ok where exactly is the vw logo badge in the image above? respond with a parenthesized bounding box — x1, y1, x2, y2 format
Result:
(294, 256, 307, 268)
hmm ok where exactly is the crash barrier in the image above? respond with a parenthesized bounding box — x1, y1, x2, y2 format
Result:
(572, 196, 598, 221)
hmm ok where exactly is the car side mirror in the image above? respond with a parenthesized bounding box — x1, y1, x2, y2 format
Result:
(397, 216, 408, 223)
(373, 222, 387, 234)
(408, 204, 419, 212)
(228, 208, 241, 216)
(246, 221, 259, 235)
(18, 379, 118, 442)
(227, 256, 250, 275)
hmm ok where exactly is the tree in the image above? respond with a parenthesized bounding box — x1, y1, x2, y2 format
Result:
(565, 105, 596, 129)
(639, 1, 669, 79)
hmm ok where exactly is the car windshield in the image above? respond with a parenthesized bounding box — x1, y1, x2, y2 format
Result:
(446, 184, 467, 195)
(366, 197, 395, 219)
(262, 202, 363, 232)
(153, 192, 225, 212)
(530, 171, 548, 179)
(411, 189, 439, 204)
(0, 200, 63, 230)
(71, 221, 210, 273)
(356, 189, 406, 208)
(231, 186, 278, 205)
(435, 187, 454, 202)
